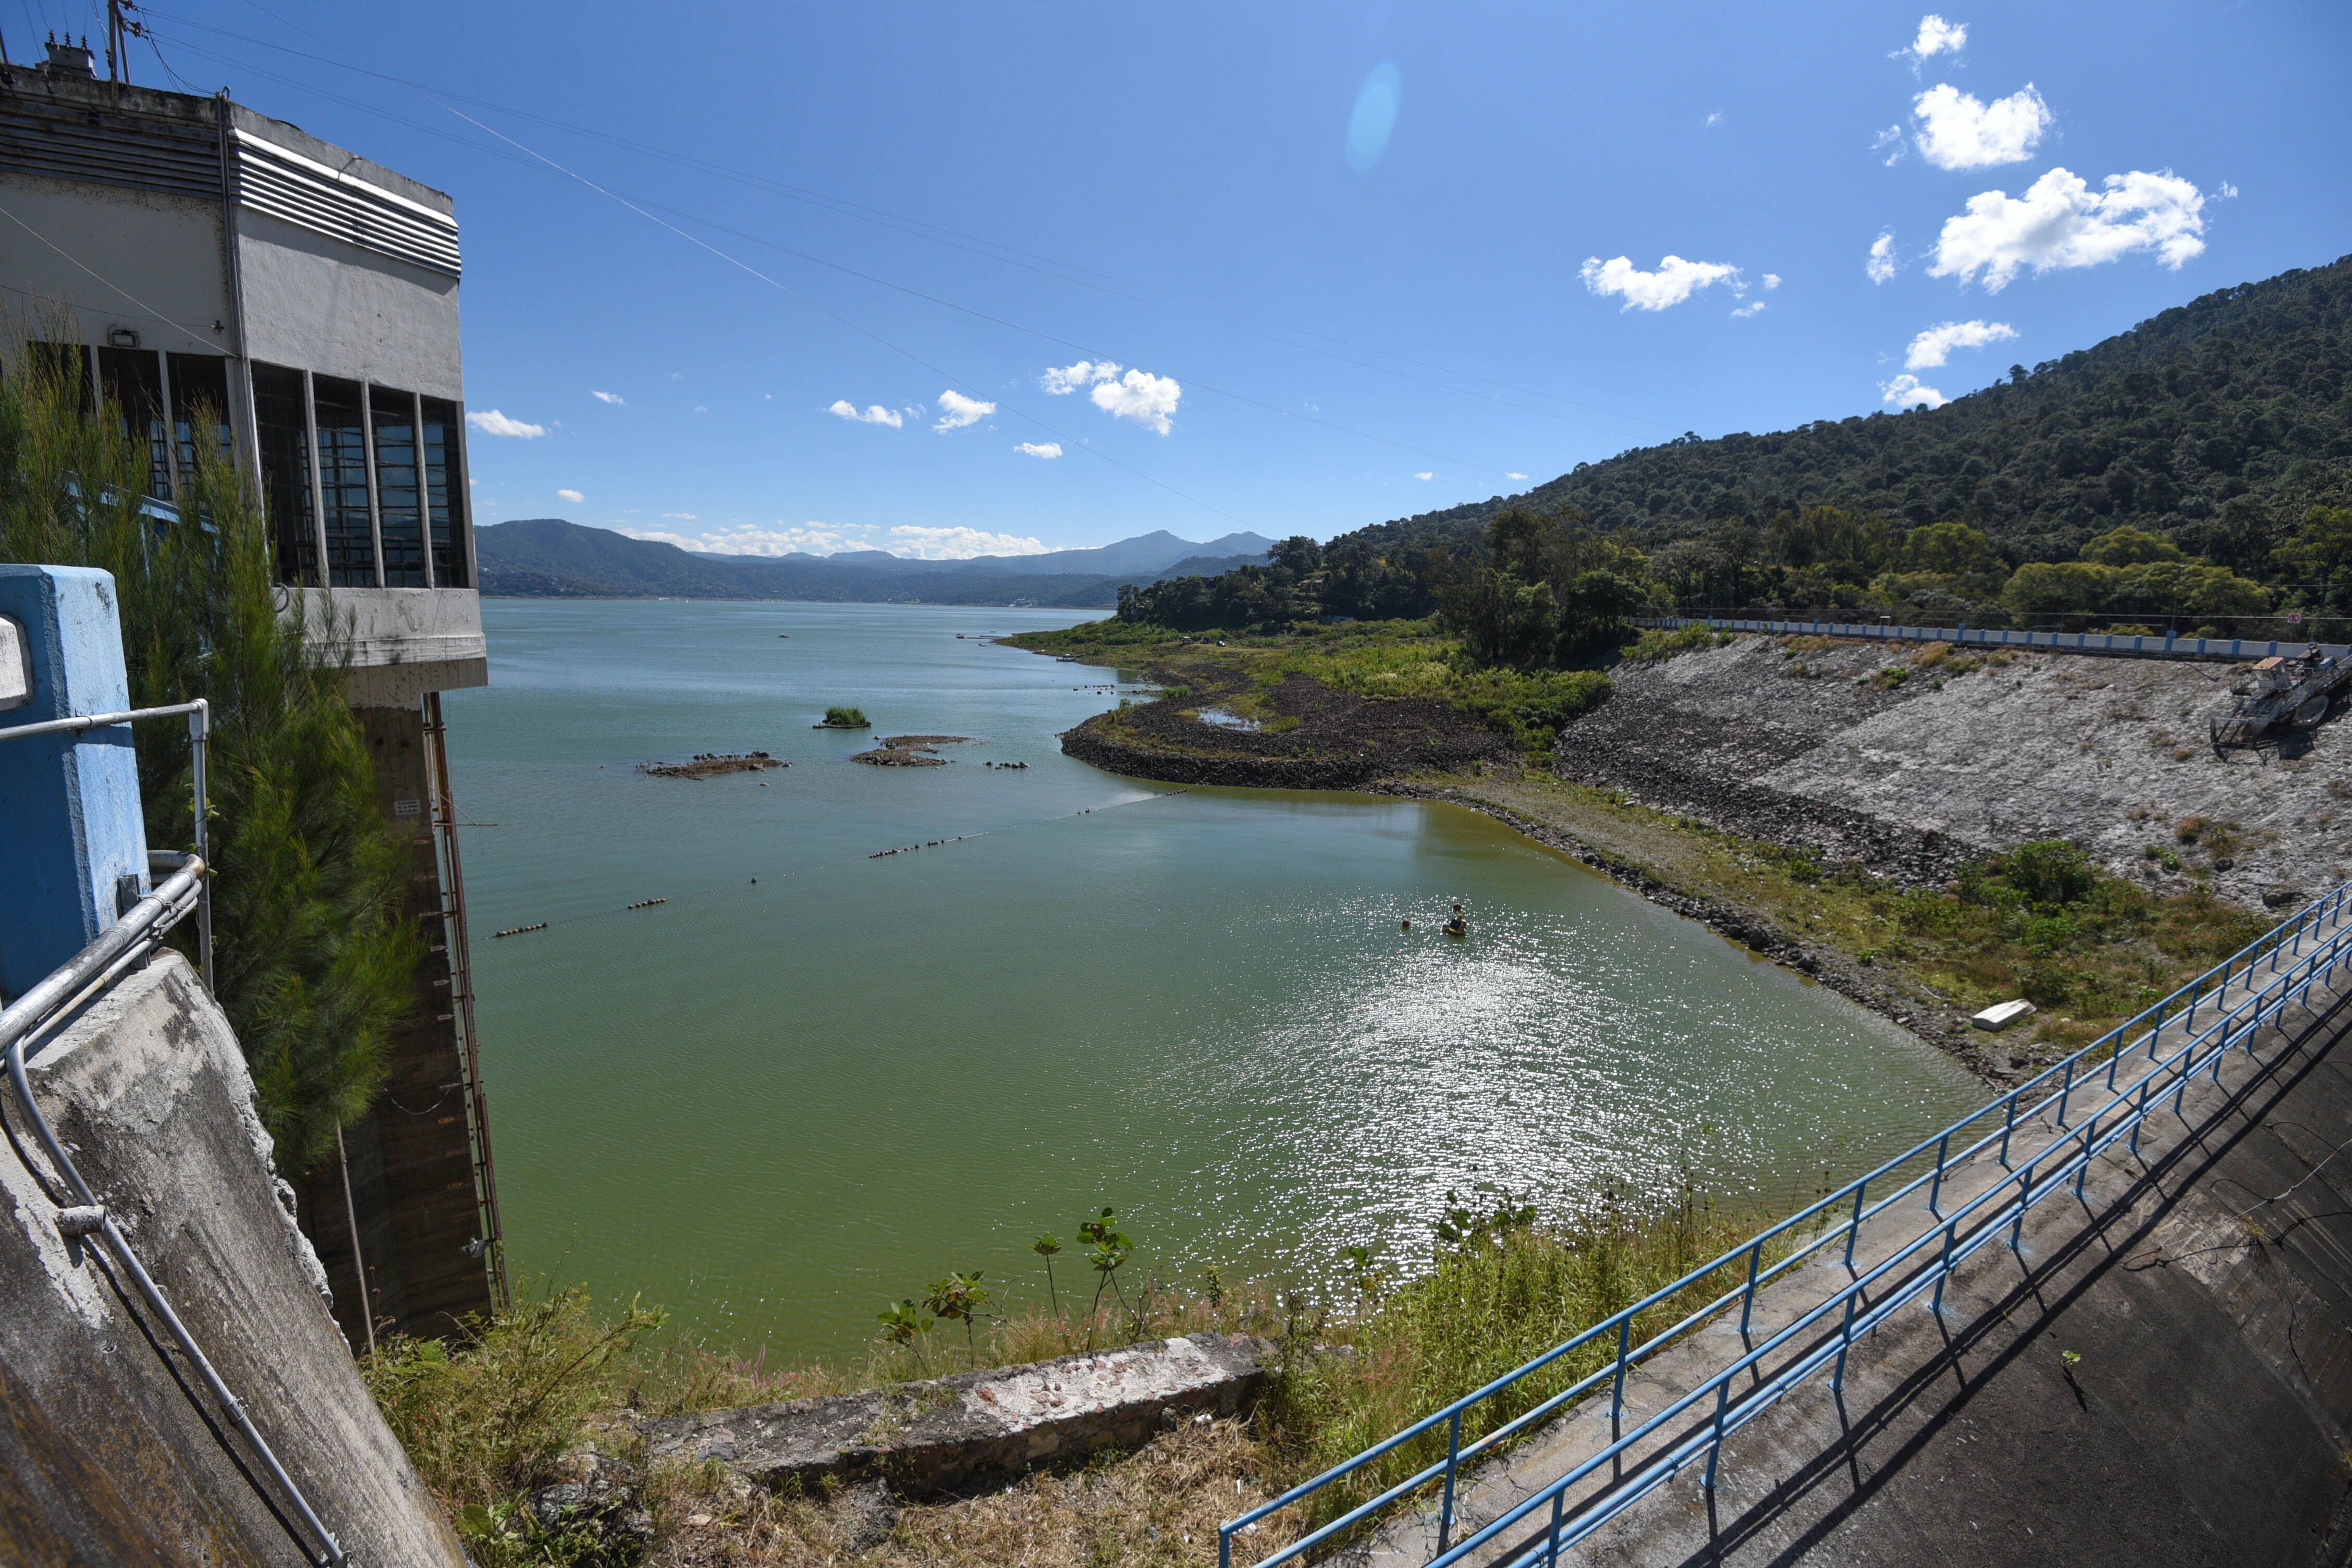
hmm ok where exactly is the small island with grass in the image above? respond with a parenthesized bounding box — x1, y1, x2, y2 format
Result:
(814, 705, 871, 729)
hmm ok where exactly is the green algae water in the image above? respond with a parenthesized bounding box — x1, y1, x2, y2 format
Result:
(449, 599, 1982, 1358)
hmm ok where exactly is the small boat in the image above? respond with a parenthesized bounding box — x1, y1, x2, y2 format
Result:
(1443, 916, 1467, 938)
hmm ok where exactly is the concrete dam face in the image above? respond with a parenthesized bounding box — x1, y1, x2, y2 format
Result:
(0, 952, 463, 1567)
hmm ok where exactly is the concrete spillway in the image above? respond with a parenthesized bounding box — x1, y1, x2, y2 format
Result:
(0, 953, 463, 1566)
(1366, 937, 2352, 1567)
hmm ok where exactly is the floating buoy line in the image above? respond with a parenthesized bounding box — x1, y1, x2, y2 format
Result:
(489, 789, 1185, 936)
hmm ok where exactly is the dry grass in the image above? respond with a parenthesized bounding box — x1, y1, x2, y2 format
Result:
(643, 1419, 1291, 1568)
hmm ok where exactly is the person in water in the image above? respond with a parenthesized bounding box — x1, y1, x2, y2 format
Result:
(1444, 902, 1467, 937)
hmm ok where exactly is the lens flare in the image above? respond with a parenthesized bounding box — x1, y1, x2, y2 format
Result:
(1347, 63, 1402, 173)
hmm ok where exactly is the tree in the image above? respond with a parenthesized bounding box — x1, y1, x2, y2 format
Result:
(0, 344, 418, 1172)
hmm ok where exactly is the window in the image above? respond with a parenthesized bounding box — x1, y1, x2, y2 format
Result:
(97, 347, 170, 501)
(251, 363, 318, 585)
(371, 387, 425, 586)
(17, 342, 92, 411)
(167, 354, 232, 493)
(421, 397, 467, 587)
(313, 375, 376, 587)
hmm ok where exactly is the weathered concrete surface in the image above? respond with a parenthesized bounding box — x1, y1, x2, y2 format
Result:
(1566, 635, 2351, 906)
(1361, 928, 2352, 1568)
(641, 1332, 1269, 1497)
(0, 953, 464, 1566)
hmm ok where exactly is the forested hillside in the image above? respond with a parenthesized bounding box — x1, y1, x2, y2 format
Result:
(1375, 253, 2352, 574)
(1115, 255, 2352, 643)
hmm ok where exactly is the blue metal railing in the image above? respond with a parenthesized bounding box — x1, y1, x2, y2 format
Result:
(1222, 880, 2352, 1567)
(1637, 614, 2350, 665)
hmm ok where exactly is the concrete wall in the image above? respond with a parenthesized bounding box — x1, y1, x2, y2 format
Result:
(296, 704, 494, 1345)
(0, 952, 463, 1566)
(236, 212, 462, 399)
(0, 173, 230, 352)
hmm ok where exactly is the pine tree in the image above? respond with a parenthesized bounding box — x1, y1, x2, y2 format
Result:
(0, 341, 417, 1171)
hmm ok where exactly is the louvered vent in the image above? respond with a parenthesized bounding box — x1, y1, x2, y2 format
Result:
(0, 92, 222, 198)
(231, 130, 460, 278)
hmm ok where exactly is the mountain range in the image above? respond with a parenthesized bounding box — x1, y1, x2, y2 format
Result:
(475, 520, 1274, 606)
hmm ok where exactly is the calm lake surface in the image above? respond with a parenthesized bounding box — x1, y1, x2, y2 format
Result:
(449, 599, 1983, 1357)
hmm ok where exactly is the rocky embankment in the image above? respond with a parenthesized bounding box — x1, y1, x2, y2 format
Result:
(1565, 636, 2349, 909)
(639, 751, 787, 779)
(1060, 673, 1510, 789)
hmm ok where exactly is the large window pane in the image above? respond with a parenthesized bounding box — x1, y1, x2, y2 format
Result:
(97, 347, 170, 502)
(167, 353, 232, 493)
(16, 342, 92, 411)
(371, 387, 425, 586)
(251, 363, 318, 585)
(313, 375, 376, 587)
(421, 397, 467, 588)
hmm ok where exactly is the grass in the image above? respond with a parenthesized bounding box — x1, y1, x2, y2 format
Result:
(369, 1191, 1783, 1566)
(1007, 618, 1612, 752)
(820, 706, 872, 728)
(1418, 766, 2269, 1066)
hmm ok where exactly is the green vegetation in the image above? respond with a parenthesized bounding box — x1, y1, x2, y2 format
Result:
(1109, 256, 2352, 642)
(0, 343, 417, 1169)
(371, 1188, 1772, 1566)
(819, 705, 871, 728)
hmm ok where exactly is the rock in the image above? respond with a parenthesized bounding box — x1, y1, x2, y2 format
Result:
(639, 1332, 1270, 1499)
(524, 1453, 651, 1566)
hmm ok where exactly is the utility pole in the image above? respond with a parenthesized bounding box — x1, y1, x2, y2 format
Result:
(105, 0, 142, 85)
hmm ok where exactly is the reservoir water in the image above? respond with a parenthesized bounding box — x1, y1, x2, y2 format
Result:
(449, 599, 1983, 1357)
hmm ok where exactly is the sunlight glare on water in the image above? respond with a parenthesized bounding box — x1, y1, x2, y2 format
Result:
(449, 600, 1983, 1356)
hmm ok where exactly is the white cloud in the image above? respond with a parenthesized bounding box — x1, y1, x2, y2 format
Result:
(1873, 125, 1908, 166)
(1905, 318, 2017, 369)
(557, 487, 584, 503)
(693, 406, 707, 414)
(466, 409, 546, 439)
(828, 400, 904, 427)
(1580, 254, 1745, 311)
(1930, 167, 2208, 290)
(934, 390, 996, 431)
(1040, 360, 1120, 394)
(886, 525, 1048, 559)
(591, 390, 623, 405)
(1866, 231, 1900, 284)
(1895, 14, 1967, 67)
(1506, 472, 1527, 481)
(2215, 180, 2239, 200)
(1763, 273, 1782, 289)
(661, 511, 697, 520)
(1014, 442, 1063, 459)
(1912, 83, 2052, 171)
(1881, 373, 1948, 410)
(1414, 471, 1434, 481)
(1091, 369, 1182, 434)
(622, 522, 875, 557)
(1731, 301, 1767, 318)
(1704, 111, 1722, 127)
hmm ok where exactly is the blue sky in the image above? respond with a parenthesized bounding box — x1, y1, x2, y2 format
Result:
(108, 1, 2352, 556)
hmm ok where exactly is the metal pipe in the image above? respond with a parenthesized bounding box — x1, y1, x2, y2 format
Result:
(1, 855, 348, 1567)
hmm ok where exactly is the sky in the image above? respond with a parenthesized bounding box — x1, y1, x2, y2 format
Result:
(68, 1, 2352, 557)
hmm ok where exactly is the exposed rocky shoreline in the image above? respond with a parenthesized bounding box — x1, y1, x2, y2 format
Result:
(639, 751, 787, 780)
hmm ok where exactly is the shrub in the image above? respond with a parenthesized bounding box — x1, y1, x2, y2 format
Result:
(0, 339, 415, 1168)
(1995, 840, 2097, 906)
(820, 705, 869, 728)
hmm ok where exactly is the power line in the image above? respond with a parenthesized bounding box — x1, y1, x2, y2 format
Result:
(144, 2, 1664, 442)
(158, 20, 1515, 493)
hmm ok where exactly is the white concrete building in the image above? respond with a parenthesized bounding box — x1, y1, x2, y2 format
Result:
(2, 41, 501, 1339)
(1, 38, 484, 701)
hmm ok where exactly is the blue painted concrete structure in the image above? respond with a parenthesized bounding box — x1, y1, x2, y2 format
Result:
(0, 566, 150, 1000)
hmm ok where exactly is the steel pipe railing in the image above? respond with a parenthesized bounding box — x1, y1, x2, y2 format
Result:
(0, 697, 212, 991)
(1223, 879, 2352, 1568)
(1, 703, 347, 1565)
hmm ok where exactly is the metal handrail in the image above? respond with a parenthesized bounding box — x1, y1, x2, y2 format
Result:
(1224, 880, 2352, 1567)
(1, 852, 349, 1567)
(0, 697, 213, 992)
(1636, 613, 2351, 666)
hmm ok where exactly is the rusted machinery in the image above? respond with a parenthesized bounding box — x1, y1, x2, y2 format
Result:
(2211, 645, 2350, 749)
